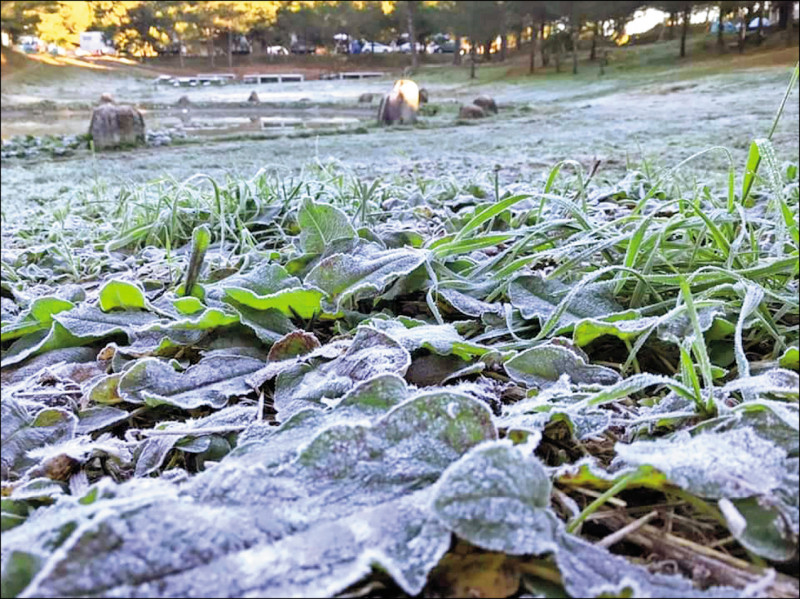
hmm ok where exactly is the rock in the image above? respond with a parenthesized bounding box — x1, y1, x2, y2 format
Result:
(99, 93, 115, 104)
(377, 79, 420, 125)
(473, 95, 498, 114)
(418, 87, 429, 104)
(89, 103, 146, 150)
(176, 95, 191, 107)
(248, 91, 260, 103)
(358, 92, 374, 103)
(458, 104, 486, 119)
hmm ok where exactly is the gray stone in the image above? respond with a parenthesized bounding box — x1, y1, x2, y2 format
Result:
(473, 95, 498, 114)
(89, 103, 146, 150)
(458, 104, 486, 119)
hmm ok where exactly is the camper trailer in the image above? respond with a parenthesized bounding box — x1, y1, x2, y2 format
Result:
(79, 31, 115, 56)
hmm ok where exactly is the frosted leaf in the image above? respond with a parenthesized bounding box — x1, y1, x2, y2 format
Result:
(118, 354, 264, 410)
(504, 342, 621, 389)
(134, 405, 256, 477)
(657, 305, 723, 345)
(54, 304, 162, 340)
(509, 275, 623, 333)
(432, 441, 559, 555)
(76, 407, 130, 435)
(297, 197, 357, 254)
(722, 368, 799, 399)
(437, 288, 502, 317)
(4, 393, 495, 598)
(1, 397, 77, 479)
(554, 530, 739, 598)
(304, 246, 428, 309)
(615, 428, 788, 499)
(274, 327, 410, 420)
(367, 317, 488, 360)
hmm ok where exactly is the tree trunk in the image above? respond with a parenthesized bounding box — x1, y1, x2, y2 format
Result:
(572, 21, 579, 74)
(784, 0, 794, 47)
(540, 22, 549, 67)
(485, 39, 493, 60)
(453, 34, 462, 65)
(717, 1, 724, 48)
(669, 12, 677, 39)
(590, 21, 598, 61)
(470, 44, 476, 79)
(227, 29, 233, 68)
(407, 1, 418, 70)
(209, 32, 215, 68)
(177, 33, 184, 69)
(529, 23, 536, 74)
(499, 1, 507, 61)
(555, 38, 562, 73)
(756, 2, 764, 44)
(680, 5, 690, 58)
(738, 7, 747, 54)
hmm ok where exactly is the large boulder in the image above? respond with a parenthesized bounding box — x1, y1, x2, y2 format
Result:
(248, 91, 260, 103)
(473, 95, 498, 114)
(89, 103, 145, 150)
(377, 79, 419, 125)
(358, 92, 374, 103)
(458, 104, 486, 119)
(418, 87, 429, 104)
(176, 95, 191, 107)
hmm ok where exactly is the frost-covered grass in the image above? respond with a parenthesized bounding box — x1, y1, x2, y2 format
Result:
(0, 64, 798, 598)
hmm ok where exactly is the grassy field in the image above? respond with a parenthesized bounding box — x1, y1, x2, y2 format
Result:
(1, 39, 799, 599)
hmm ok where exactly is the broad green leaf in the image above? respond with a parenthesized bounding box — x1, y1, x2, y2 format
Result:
(573, 313, 658, 347)
(226, 300, 297, 345)
(118, 354, 265, 410)
(297, 197, 357, 254)
(504, 342, 621, 389)
(368, 317, 488, 360)
(1, 322, 95, 369)
(305, 247, 428, 309)
(720, 497, 797, 562)
(98, 280, 147, 312)
(213, 262, 298, 299)
(778, 346, 799, 371)
(172, 296, 204, 315)
(224, 286, 324, 319)
(0, 297, 74, 343)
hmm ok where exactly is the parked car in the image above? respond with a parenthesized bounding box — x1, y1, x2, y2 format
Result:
(361, 41, 393, 54)
(266, 45, 289, 55)
(290, 41, 316, 54)
(398, 41, 424, 53)
(428, 40, 456, 53)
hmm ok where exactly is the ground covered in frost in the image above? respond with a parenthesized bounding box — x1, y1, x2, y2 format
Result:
(1, 52, 799, 599)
